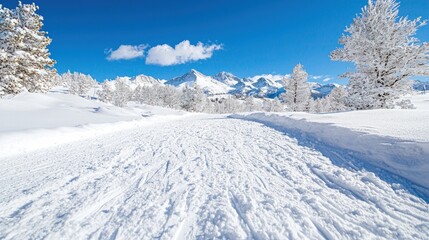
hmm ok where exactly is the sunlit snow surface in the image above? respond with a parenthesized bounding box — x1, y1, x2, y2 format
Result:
(0, 92, 428, 239)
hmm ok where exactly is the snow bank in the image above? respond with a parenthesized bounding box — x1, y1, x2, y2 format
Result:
(0, 114, 190, 158)
(231, 93, 429, 189)
(0, 91, 142, 133)
(0, 91, 189, 158)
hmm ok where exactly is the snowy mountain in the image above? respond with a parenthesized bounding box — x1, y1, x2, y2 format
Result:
(311, 83, 339, 99)
(166, 69, 233, 95)
(212, 72, 253, 95)
(210, 72, 287, 97)
(109, 70, 341, 98)
(413, 80, 429, 92)
(133, 74, 166, 86)
(212, 71, 242, 86)
(108, 75, 164, 90)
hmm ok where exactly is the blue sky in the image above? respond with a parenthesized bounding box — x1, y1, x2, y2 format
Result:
(4, 0, 429, 83)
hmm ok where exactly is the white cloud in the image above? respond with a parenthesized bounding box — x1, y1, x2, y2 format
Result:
(311, 75, 323, 80)
(106, 44, 147, 61)
(146, 40, 222, 66)
(323, 77, 332, 82)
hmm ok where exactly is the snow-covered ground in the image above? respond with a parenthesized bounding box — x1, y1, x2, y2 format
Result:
(232, 93, 429, 191)
(0, 92, 428, 239)
(0, 89, 187, 158)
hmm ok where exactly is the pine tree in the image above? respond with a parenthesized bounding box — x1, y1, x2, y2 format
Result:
(180, 85, 206, 112)
(132, 85, 144, 104)
(99, 80, 113, 103)
(73, 73, 96, 96)
(0, 5, 21, 95)
(244, 96, 255, 112)
(112, 78, 131, 107)
(282, 64, 311, 112)
(325, 86, 349, 112)
(15, 2, 56, 93)
(331, 0, 429, 109)
(0, 2, 56, 96)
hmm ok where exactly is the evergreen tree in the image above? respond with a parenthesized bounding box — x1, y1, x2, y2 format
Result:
(112, 78, 131, 107)
(0, 5, 21, 95)
(331, 0, 429, 109)
(61, 71, 96, 96)
(98, 80, 113, 103)
(325, 86, 349, 112)
(244, 96, 255, 112)
(14, 2, 56, 93)
(180, 85, 206, 112)
(282, 64, 311, 112)
(0, 2, 55, 95)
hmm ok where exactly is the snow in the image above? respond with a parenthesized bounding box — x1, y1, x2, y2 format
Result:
(0, 90, 187, 157)
(108, 74, 164, 91)
(0, 115, 428, 239)
(0, 91, 140, 133)
(166, 69, 233, 95)
(0, 90, 428, 239)
(232, 93, 429, 190)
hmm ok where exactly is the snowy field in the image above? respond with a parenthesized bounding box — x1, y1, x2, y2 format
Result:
(232, 93, 429, 191)
(0, 92, 429, 239)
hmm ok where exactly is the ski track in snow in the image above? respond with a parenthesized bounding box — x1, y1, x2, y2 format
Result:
(0, 115, 428, 239)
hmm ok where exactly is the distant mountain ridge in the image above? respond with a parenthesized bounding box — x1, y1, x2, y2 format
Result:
(107, 69, 356, 98)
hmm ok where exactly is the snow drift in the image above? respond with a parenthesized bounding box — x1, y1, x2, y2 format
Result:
(0, 91, 189, 157)
(231, 94, 429, 190)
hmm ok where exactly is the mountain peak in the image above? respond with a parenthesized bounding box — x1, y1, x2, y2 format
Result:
(189, 69, 203, 75)
(215, 71, 235, 78)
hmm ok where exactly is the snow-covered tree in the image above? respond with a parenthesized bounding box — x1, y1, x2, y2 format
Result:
(112, 78, 131, 107)
(244, 96, 256, 112)
(0, 3, 55, 96)
(0, 5, 21, 95)
(331, 0, 429, 109)
(308, 98, 318, 113)
(161, 85, 182, 109)
(262, 98, 283, 112)
(281, 64, 311, 112)
(325, 86, 349, 112)
(98, 80, 113, 103)
(15, 2, 56, 93)
(180, 85, 207, 112)
(132, 85, 145, 104)
(61, 71, 97, 96)
(309, 98, 329, 113)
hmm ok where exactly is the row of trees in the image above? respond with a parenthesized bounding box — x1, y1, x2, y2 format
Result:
(277, 64, 349, 113)
(0, 2, 55, 96)
(60, 71, 97, 96)
(96, 78, 285, 114)
(95, 72, 350, 114)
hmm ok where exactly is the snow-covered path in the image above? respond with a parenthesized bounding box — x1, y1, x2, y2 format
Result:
(0, 116, 428, 239)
